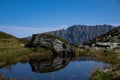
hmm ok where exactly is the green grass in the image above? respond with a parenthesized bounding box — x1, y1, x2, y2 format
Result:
(91, 69, 120, 80)
(75, 47, 120, 64)
(0, 46, 53, 67)
(90, 70, 111, 80)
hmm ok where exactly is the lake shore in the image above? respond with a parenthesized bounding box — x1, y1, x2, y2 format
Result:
(74, 48, 120, 80)
(0, 47, 53, 67)
(0, 46, 120, 80)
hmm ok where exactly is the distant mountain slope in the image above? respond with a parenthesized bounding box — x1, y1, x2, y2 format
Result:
(45, 25, 113, 44)
(91, 26, 120, 43)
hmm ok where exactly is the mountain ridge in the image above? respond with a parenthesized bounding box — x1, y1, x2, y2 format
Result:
(45, 24, 114, 44)
(5, 24, 115, 45)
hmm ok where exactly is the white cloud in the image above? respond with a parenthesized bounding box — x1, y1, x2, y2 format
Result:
(110, 23, 120, 26)
(0, 25, 69, 38)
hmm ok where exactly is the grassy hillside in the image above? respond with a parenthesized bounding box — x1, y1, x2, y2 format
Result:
(0, 31, 16, 39)
(0, 31, 20, 48)
(0, 31, 29, 48)
(0, 31, 52, 67)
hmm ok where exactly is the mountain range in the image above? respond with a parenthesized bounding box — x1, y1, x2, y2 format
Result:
(45, 24, 114, 44)
(1, 24, 116, 45)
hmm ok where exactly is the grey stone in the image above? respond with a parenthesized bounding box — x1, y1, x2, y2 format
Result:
(26, 34, 74, 55)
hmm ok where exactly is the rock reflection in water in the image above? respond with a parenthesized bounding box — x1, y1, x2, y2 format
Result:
(29, 55, 73, 73)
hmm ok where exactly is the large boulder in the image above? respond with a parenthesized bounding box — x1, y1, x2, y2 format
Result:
(26, 34, 74, 55)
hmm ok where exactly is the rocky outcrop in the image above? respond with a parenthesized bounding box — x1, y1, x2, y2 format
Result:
(91, 26, 120, 43)
(102, 64, 120, 80)
(26, 34, 74, 55)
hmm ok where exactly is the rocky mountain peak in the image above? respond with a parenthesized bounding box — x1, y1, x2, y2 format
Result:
(46, 24, 114, 44)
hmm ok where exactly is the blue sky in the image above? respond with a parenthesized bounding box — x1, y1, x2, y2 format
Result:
(0, 0, 120, 38)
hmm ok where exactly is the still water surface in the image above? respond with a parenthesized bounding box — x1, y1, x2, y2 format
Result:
(0, 56, 110, 80)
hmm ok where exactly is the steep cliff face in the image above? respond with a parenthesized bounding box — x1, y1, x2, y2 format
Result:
(46, 25, 113, 44)
(26, 34, 74, 55)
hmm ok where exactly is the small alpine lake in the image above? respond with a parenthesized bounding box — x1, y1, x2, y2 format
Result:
(0, 56, 110, 80)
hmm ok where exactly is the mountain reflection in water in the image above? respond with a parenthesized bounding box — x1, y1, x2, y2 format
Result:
(29, 55, 73, 73)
